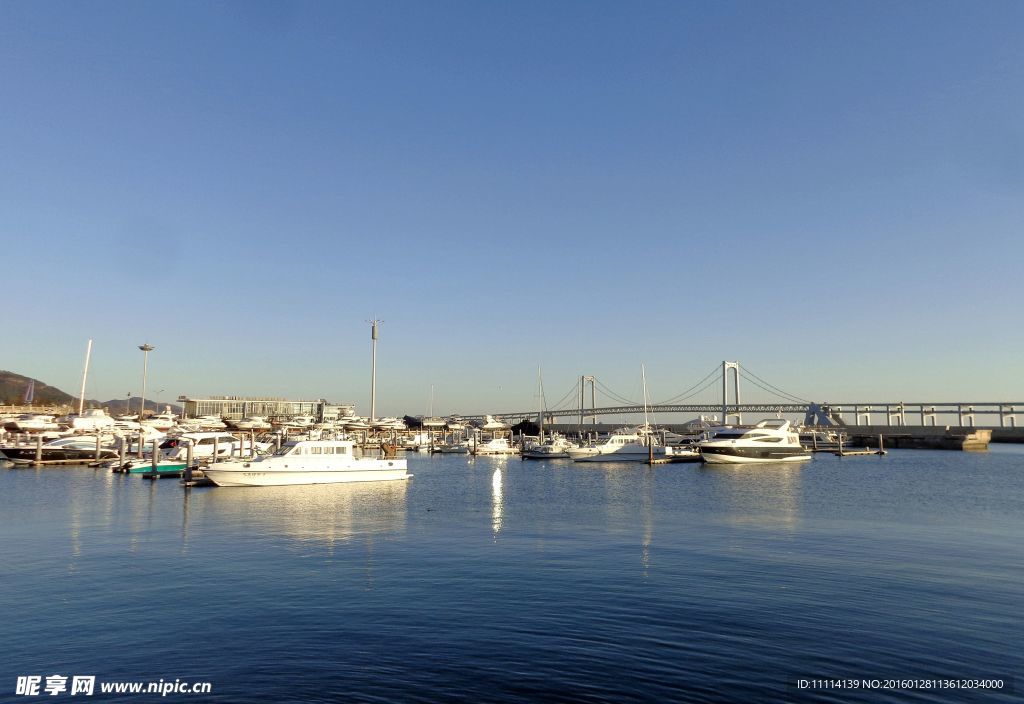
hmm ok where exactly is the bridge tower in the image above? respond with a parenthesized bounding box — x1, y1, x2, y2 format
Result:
(722, 361, 741, 425)
(579, 375, 597, 425)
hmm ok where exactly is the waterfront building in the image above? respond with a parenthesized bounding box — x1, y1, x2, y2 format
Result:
(178, 396, 354, 423)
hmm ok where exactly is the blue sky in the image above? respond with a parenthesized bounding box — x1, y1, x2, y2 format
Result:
(2, 0, 1022, 416)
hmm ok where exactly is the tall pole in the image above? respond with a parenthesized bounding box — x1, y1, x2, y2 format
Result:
(78, 339, 93, 416)
(139, 343, 155, 421)
(369, 321, 380, 423)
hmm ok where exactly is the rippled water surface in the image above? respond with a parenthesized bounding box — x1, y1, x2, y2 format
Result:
(3, 446, 1022, 702)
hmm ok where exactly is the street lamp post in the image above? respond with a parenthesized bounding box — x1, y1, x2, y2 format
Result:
(138, 344, 155, 420)
(369, 320, 380, 423)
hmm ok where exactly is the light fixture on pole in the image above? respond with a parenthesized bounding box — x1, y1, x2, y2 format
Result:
(138, 343, 155, 420)
(368, 320, 381, 422)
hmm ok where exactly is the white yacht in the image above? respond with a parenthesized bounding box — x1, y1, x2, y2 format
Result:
(59, 408, 117, 432)
(161, 432, 271, 460)
(567, 429, 662, 462)
(480, 415, 509, 431)
(432, 441, 470, 454)
(142, 411, 178, 432)
(343, 417, 371, 431)
(200, 438, 411, 486)
(471, 436, 518, 455)
(372, 417, 407, 431)
(521, 434, 577, 459)
(232, 416, 272, 430)
(3, 414, 60, 432)
(189, 415, 228, 430)
(698, 419, 811, 464)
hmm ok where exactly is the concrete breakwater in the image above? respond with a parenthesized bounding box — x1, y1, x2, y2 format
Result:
(844, 426, 993, 451)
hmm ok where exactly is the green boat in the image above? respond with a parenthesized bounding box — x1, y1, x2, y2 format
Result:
(124, 459, 191, 475)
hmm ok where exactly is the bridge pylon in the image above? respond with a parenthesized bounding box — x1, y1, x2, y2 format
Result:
(579, 375, 597, 425)
(722, 361, 742, 425)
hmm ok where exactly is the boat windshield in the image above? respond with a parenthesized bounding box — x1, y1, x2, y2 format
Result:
(273, 444, 297, 456)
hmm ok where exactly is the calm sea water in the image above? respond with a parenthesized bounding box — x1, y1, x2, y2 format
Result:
(2, 446, 1022, 702)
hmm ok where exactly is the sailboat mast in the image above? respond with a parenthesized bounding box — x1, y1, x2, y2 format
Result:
(641, 363, 650, 430)
(537, 366, 545, 439)
(78, 339, 93, 416)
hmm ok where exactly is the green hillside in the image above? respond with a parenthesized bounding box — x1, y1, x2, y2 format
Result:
(0, 370, 181, 415)
(0, 370, 75, 406)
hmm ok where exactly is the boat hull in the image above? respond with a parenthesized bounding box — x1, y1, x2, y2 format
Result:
(1, 447, 118, 463)
(700, 447, 811, 464)
(571, 450, 655, 462)
(201, 460, 411, 486)
(126, 461, 190, 475)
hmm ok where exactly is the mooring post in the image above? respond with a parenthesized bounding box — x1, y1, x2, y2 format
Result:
(879, 434, 884, 455)
(184, 441, 194, 485)
(95, 435, 102, 461)
(118, 436, 127, 471)
(35, 436, 43, 465)
(137, 432, 144, 459)
(212, 436, 219, 464)
(151, 439, 158, 472)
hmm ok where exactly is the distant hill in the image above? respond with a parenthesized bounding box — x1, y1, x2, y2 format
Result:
(0, 370, 75, 406)
(0, 370, 181, 416)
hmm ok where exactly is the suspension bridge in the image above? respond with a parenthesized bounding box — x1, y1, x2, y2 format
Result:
(482, 361, 1022, 430)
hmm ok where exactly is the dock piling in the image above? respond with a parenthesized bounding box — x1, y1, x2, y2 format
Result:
(184, 441, 194, 485)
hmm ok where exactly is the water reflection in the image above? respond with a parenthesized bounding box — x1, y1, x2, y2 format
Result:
(190, 481, 409, 547)
(491, 468, 504, 537)
(128, 479, 160, 554)
(699, 462, 804, 529)
(641, 468, 653, 576)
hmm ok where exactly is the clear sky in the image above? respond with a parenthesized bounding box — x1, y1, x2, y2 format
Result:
(2, 0, 1022, 417)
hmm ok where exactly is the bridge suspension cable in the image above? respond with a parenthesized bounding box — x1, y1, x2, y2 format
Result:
(594, 378, 640, 406)
(738, 366, 809, 404)
(548, 378, 583, 412)
(653, 364, 723, 405)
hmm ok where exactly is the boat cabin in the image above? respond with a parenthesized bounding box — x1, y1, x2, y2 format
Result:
(272, 439, 355, 457)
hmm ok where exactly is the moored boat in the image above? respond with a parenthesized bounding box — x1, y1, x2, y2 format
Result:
(471, 436, 518, 455)
(698, 419, 811, 464)
(521, 434, 577, 459)
(231, 416, 273, 431)
(3, 414, 60, 433)
(58, 408, 117, 432)
(160, 432, 271, 460)
(567, 428, 660, 462)
(432, 439, 470, 454)
(0, 435, 119, 464)
(201, 438, 411, 486)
